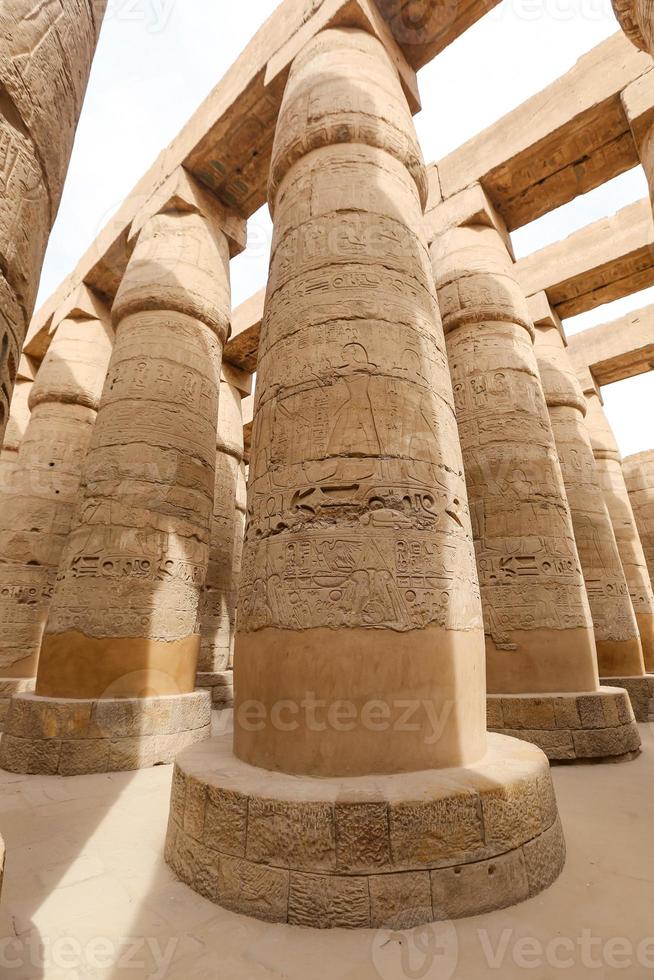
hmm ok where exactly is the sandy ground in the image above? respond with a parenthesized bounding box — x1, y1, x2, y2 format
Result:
(0, 718, 653, 980)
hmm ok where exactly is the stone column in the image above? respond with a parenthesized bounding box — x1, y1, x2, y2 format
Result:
(0, 287, 113, 727)
(196, 365, 248, 709)
(624, 451, 654, 586)
(165, 27, 564, 930)
(0, 1, 107, 443)
(0, 175, 246, 776)
(531, 293, 653, 722)
(428, 187, 640, 764)
(613, 1, 654, 208)
(584, 381, 654, 673)
(0, 370, 32, 492)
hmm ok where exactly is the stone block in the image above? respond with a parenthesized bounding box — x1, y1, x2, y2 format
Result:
(215, 854, 289, 923)
(6, 697, 93, 740)
(183, 776, 207, 840)
(0, 734, 61, 775)
(576, 694, 608, 729)
(572, 723, 641, 759)
(481, 777, 542, 850)
(107, 736, 158, 772)
(335, 802, 391, 872)
(500, 728, 576, 761)
(389, 792, 484, 868)
(431, 848, 530, 919)
(288, 872, 370, 929)
(169, 766, 187, 827)
(486, 697, 504, 729)
(369, 871, 433, 929)
(501, 697, 557, 731)
(58, 739, 110, 776)
(523, 817, 566, 897)
(553, 696, 582, 730)
(247, 798, 336, 872)
(203, 786, 248, 858)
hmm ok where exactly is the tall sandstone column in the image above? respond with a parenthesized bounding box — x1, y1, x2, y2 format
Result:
(0, 287, 113, 726)
(429, 189, 640, 764)
(166, 27, 565, 929)
(0, 179, 245, 775)
(0, 1, 107, 443)
(612, 1, 654, 207)
(196, 367, 247, 709)
(531, 293, 653, 722)
(624, 451, 654, 587)
(584, 381, 654, 673)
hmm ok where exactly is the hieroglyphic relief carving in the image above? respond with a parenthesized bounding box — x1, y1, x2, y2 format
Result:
(240, 140, 480, 634)
(0, 376, 31, 491)
(0, 312, 113, 676)
(0, 1, 107, 445)
(198, 378, 245, 672)
(235, 26, 486, 778)
(624, 450, 654, 588)
(431, 223, 598, 691)
(584, 389, 654, 638)
(34, 209, 232, 699)
(534, 319, 644, 675)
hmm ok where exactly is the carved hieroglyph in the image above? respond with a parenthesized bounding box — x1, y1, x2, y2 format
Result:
(585, 389, 654, 671)
(623, 450, 654, 590)
(235, 27, 486, 777)
(0, 306, 113, 679)
(0, 377, 31, 490)
(431, 224, 600, 696)
(198, 377, 245, 674)
(34, 209, 231, 700)
(0, 1, 107, 442)
(534, 318, 646, 678)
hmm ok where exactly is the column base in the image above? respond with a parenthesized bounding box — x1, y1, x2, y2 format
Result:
(0, 678, 35, 728)
(164, 732, 565, 928)
(196, 670, 233, 708)
(599, 675, 654, 723)
(488, 687, 641, 763)
(0, 691, 211, 776)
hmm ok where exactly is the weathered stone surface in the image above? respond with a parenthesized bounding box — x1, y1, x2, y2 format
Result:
(165, 734, 564, 928)
(431, 218, 600, 702)
(532, 297, 646, 682)
(389, 792, 484, 868)
(369, 871, 432, 929)
(600, 673, 654, 721)
(624, 451, 654, 588)
(0, 691, 211, 775)
(334, 802, 391, 872)
(235, 25, 486, 780)
(567, 304, 654, 387)
(523, 816, 567, 897)
(584, 388, 654, 671)
(489, 689, 640, 762)
(0, 0, 107, 444)
(0, 303, 114, 681)
(289, 872, 370, 929)
(0, 832, 4, 898)
(431, 848, 530, 920)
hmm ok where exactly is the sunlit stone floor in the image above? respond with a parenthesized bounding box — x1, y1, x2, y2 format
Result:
(0, 716, 653, 980)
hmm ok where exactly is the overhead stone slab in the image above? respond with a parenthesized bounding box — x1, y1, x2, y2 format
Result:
(567, 304, 654, 385)
(432, 32, 651, 230)
(514, 198, 654, 319)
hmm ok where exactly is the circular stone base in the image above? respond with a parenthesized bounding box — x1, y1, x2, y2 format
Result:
(0, 677, 35, 728)
(599, 675, 654, 723)
(165, 733, 565, 928)
(488, 686, 641, 763)
(196, 670, 233, 708)
(0, 691, 211, 776)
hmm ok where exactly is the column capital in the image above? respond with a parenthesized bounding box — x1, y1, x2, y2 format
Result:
(612, 0, 650, 52)
(264, 0, 421, 115)
(527, 291, 566, 342)
(424, 183, 513, 256)
(52, 283, 112, 329)
(130, 168, 247, 258)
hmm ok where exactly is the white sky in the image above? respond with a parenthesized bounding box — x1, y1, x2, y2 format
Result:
(38, 0, 654, 457)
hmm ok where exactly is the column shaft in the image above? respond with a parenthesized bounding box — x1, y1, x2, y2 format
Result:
(534, 320, 645, 678)
(432, 224, 598, 694)
(0, 1, 107, 441)
(624, 451, 654, 587)
(585, 391, 654, 671)
(236, 27, 485, 778)
(0, 313, 113, 679)
(35, 211, 230, 700)
(0, 378, 31, 491)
